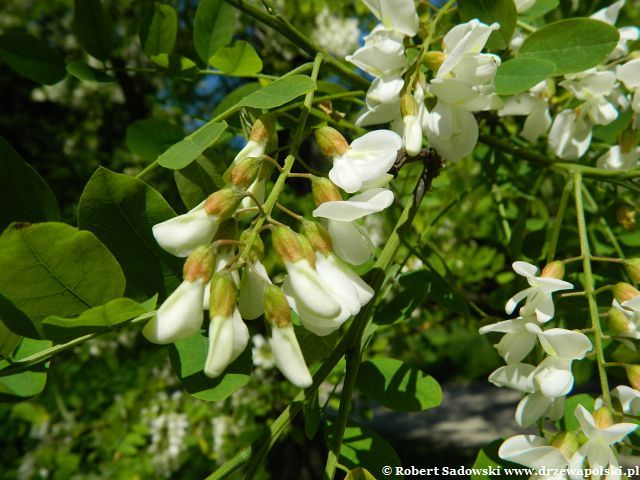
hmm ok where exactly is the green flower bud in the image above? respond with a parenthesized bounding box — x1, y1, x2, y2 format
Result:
(613, 282, 640, 304)
(183, 245, 216, 282)
(272, 226, 305, 264)
(249, 114, 276, 145)
(593, 406, 613, 429)
(627, 365, 640, 391)
(608, 307, 633, 335)
(400, 93, 418, 117)
(301, 221, 333, 256)
(315, 126, 349, 157)
(204, 187, 244, 218)
(311, 177, 342, 206)
(423, 51, 446, 72)
(624, 258, 640, 283)
(297, 233, 317, 267)
(541, 261, 565, 279)
(209, 272, 237, 318)
(549, 431, 579, 459)
(263, 284, 292, 328)
(230, 156, 261, 188)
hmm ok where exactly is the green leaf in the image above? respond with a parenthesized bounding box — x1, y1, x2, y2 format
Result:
(0, 293, 40, 339)
(0, 137, 60, 232)
(0, 33, 66, 85)
(208, 40, 263, 76)
(304, 390, 321, 440)
(237, 75, 316, 109)
(140, 2, 177, 57)
(42, 297, 150, 343)
(345, 468, 378, 480)
(518, 19, 619, 75)
(356, 358, 442, 412)
(402, 269, 470, 317)
(150, 53, 199, 79)
(522, 0, 559, 18)
(458, 0, 517, 50)
(0, 320, 21, 358)
(563, 393, 595, 430)
(66, 60, 114, 83)
(126, 119, 184, 161)
(193, 0, 236, 64)
(174, 155, 225, 209)
(72, 0, 114, 61)
(295, 323, 340, 364)
(78, 167, 182, 299)
(326, 420, 403, 479)
(593, 108, 634, 143)
(158, 121, 228, 169)
(169, 333, 252, 402)
(495, 57, 555, 95)
(0, 338, 51, 401)
(471, 439, 528, 479)
(0, 222, 125, 331)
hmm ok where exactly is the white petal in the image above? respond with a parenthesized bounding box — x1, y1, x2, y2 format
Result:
(516, 392, 552, 427)
(590, 0, 624, 25)
(355, 100, 401, 127)
(611, 385, 640, 415)
(479, 318, 519, 334)
(534, 357, 574, 397)
(598, 422, 639, 445)
(204, 308, 249, 378)
(286, 260, 342, 318)
(324, 254, 374, 306)
(496, 329, 537, 364)
(521, 106, 551, 142)
(142, 280, 205, 344)
(488, 363, 536, 392)
(315, 254, 361, 315)
(326, 220, 373, 265)
(329, 156, 365, 193)
(512, 261, 538, 278)
(548, 110, 593, 160)
(499, 435, 568, 469)
(238, 260, 270, 320)
(312, 188, 394, 221)
(403, 114, 423, 157)
(617, 58, 640, 90)
(527, 324, 592, 359)
(346, 25, 406, 77)
(505, 287, 534, 315)
(270, 324, 312, 388)
(367, 76, 405, 105)
(424, 101, 478, 162)
(152, 201, 217, 257)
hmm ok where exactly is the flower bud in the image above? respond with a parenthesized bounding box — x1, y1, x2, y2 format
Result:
(403, 114, 423, 157)
(541, 261, 565, 280)
(311, 177, 342, 205)
(249, 114, 276, 145)
(183, 245, 216, 282)
(624, 259, 640, 283)
(263, 284, 292, 328)
(204, 187, 244, 218)
(617, 205, 636, 231)
(620, 128, 638, 154)
(297, 234, 317, 267)
(301, 221, 332, 256)
(229, 156, 261, 188)
(549, 431, 579, 459)
(315, 126, 349, 157)
(613, 282, 640, 304)
(593, 407, 613, 429)
(239, 230, 264, 261)
(209, 272, 237, 318)
(272, 227, 305, 264)
(400, 93, 418, 117)
(423, 51, 446, 72)
(627, 365, 640, 391)
(608, 307, 633, 335)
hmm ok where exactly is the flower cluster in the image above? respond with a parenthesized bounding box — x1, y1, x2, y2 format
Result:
(141, 116, 400, 389)
(482, 261, 640, 477)
(500, 0, 640, 167)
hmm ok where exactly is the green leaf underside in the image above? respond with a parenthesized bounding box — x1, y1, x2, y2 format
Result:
(78, 167, 182, 299)
(126, 119, 184, 161)
(237, 75, 316, 109)
(0, 293, 40, 339)
(0, 222, 125, 328)
(0, 33, 66, 85)
(42, 297, 149, 342)
(66, 61, 114, 83)
(0, 338, 51, 400)
(0, 320, 22, 358)
(356, 358, 442, 412)
(518, 18, 619, 75)
(140, 2, 177, 57)
(208, 40, 263, 76)
(72, 0, 114, 61)
(170, 333, 252, 402)
(193, 0, 236, 64)
(0, 137, 60, 232)
(158, 121, 228, 169)
(458, 0, 517, 50)
(495, 58, 556, 95)
(174, 155, 225, 210)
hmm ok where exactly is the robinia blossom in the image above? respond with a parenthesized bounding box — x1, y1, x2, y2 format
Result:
(499, 434, 572, 479)
(499, 80, 552, 142)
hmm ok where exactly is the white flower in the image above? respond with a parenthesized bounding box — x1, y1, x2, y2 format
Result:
(499, 81, 552, 142)
(270, 324, 312, 388)
(362, 0, 419, 37)
(313, 188, 394, 265)
(311, 9, 360, 59)
(346, 25, 406, 78)
(238, 259, 270, 320)
(506, 262, 573, 322)
(142, 279, 205, 344)
(548, 109, 593, 160)
(479, 316, 540, 364)
(424, 100, 479, 162)
(499, 435, 569, 474)
(568, 405, 637, 480)
(251, 334, 274, 369)
(328, 130, 402, 193)
(595, 386, 640, 417)
(204, 307, 249, 378)
(153, 201, 218, 257)
(203, 248, 240, 309)
(437, 20, 500, 79)
(597, 145, 640, 170)
(560, 70, 618, 126)
(403, 114, 423, 156)
(617, 58, 640, 125)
